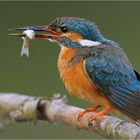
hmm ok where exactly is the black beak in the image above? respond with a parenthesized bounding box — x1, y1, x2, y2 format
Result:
(9, 26, 49, 31)
(9, 25, 63, 38)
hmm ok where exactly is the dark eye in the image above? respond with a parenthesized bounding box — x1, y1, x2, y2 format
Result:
(61, 27, 68, 33)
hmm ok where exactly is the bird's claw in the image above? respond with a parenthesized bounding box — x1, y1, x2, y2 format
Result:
(78, 106, 110, 128)
(88, 114, 97, 128)
(77, 111, 85, 121)
(77, 105, 102, 122)
(78, 115, 82, 121)
(88, 121, 93, 128)
(78, 113, 94, 127)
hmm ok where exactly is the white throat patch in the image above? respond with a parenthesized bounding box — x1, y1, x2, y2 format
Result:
(78, 39, 101, 47)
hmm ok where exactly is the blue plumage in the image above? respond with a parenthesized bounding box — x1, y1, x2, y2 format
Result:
(13, 16, 140, 122)
(51, 17, 104, 42)
(85, 43, 140, 121)
(51, 17, 140, 121)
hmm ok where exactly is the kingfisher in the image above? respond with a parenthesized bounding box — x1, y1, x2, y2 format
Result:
(10, 17, 140, 125)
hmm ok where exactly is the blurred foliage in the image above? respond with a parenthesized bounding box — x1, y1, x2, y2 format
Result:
(0, 1, 140, 139)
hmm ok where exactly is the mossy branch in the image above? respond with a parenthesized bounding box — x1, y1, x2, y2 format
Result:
(0, 92, 140, 139)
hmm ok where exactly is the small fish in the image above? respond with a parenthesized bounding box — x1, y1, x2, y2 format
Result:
(9, 26, 54, 57)
(20, 30, 35, 57)
(21, 37, 30, 57)
(9, 29, 35, 57)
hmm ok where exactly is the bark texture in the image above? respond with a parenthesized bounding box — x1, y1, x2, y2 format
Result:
(0, 93, 140, 139)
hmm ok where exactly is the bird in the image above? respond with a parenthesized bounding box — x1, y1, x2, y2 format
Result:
(10, 17, 140, 125)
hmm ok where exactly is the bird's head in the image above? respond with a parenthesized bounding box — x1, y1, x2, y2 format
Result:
(10, 17, 113, 48)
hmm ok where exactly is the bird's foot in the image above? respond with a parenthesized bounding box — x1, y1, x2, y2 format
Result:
(88, 106, 111, 127)
(78, 105, 101, 121)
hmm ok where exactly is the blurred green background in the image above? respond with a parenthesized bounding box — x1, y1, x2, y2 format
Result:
(0, 1, 140, 139)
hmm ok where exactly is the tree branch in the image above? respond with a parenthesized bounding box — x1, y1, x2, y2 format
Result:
(0, 92, 140, 139)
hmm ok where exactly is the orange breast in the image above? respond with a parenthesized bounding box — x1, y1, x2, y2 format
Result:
(57, 47, 112, 107)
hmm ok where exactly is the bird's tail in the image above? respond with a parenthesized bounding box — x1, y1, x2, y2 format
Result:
(108, 80, 140, 122)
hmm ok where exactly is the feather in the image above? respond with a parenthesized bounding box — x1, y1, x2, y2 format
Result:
(78, 39, 101, 47)
(85, 44, 140, 121)
(20, 30, 35, 57)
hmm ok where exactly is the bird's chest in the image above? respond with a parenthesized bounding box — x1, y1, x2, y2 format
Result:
(57, 47, 100, 103)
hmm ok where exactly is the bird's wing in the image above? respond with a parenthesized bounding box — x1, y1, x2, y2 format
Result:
(85, 44, 140, 121)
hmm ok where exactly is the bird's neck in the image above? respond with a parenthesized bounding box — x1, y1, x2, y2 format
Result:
(57, 47, 91, 77)
(57, 37, 117, 49)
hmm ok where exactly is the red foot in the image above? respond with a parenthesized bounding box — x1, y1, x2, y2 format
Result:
(88, 106, 111, 125)
(78, 105, 101, 121)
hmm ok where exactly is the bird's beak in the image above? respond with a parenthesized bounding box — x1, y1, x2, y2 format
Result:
(9, 26, 63, 39)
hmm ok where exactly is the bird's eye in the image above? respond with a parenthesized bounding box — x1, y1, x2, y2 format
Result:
(61, 27, 68, 33)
